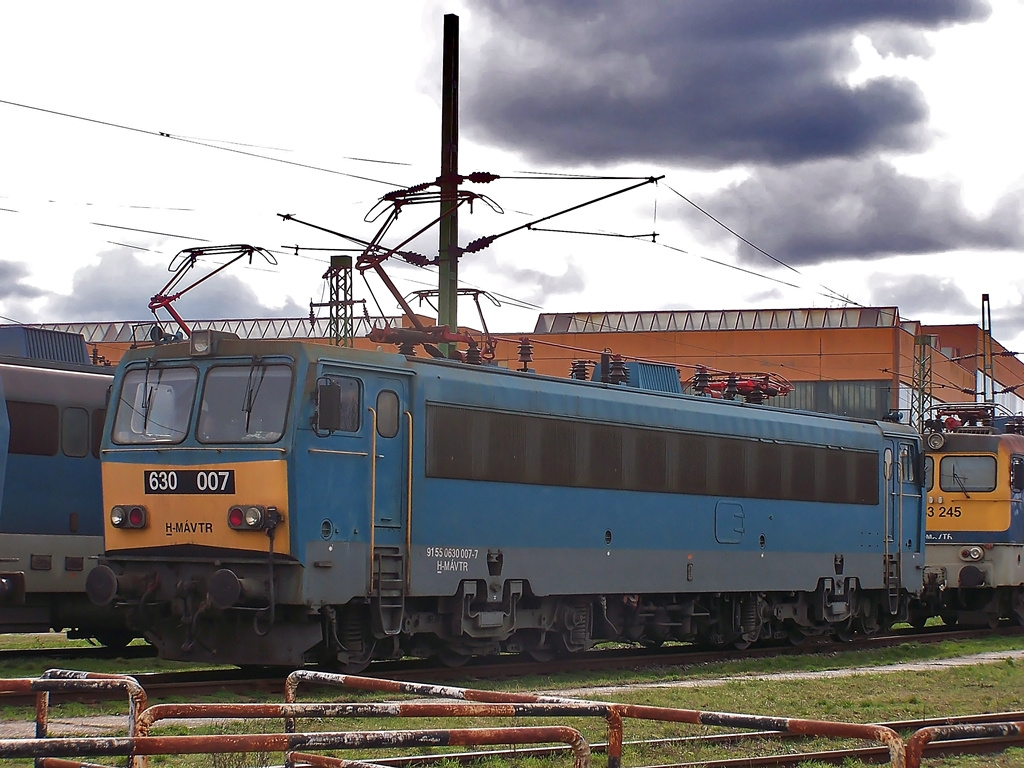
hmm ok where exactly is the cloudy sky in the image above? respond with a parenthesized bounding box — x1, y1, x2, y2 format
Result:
(2, 1, 1022, 349)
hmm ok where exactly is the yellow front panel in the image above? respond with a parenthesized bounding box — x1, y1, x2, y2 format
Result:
(927, 444, 1014, 534)
(102, 459, 290, 554)
(926, 497, 1010, 533)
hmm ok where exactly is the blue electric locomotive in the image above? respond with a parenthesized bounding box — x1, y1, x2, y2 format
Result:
(0, 327, 134, 644)
(88, 330, 926, 668)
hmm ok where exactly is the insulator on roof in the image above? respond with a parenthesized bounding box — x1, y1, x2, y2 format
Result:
(517, 337, 534, 372)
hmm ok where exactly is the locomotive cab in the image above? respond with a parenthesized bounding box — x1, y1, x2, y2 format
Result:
(917, 402, 1024, 628)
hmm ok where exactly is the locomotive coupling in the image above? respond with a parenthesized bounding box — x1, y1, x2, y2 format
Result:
(85, 564, 153, 606)
(207, 568, 269, 610)
(0, 573, 26, 603)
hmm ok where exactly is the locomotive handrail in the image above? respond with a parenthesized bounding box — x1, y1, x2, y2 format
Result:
(307, 448, 370, 457)
(368, 406, 378, 595)
(101, 446, 287, 454)
(406, 410, 413, 591)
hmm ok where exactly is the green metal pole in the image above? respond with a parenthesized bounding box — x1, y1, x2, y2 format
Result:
(438, 13, 459, 356)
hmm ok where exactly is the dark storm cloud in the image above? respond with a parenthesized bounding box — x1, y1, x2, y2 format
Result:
(993, 304, 1024, 351)
(676, 160, 1024, 265)
(40, 248, 304, 321)
(866, 273, 976, 317)
(0, 260, 46, 299)
(467, 250, 585, 305)
(464, 0, 989, 167)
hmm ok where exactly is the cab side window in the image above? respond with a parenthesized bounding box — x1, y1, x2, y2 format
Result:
(325, 375, 362, 433)
(376, 390, 400, 438)
(1011, 456, 1024, 494)
(899, 444, 916, 483)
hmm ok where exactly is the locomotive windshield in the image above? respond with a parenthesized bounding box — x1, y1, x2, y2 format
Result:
(110, 361, 293, 445)
(938, 455, 996, 494)
(197, 362, 292, 443)
(112, 366, 198, 444)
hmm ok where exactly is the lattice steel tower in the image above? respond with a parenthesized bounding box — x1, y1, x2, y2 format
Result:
(309, 254, 355, 347)
(910, 334, 934, 431)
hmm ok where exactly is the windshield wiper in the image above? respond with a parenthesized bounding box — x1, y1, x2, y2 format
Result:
(141, 361, 155, 430)
(241, 356, 266, 432)
(951, 468, 971, 499)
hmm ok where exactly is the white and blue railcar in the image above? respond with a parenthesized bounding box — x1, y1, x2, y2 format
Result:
(0, 327, 132, 644)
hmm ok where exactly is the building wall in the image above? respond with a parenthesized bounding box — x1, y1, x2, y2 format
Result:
(21, 309, 1021, 420)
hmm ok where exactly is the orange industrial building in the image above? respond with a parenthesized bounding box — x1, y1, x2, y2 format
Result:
(30, 304, 1024, 425)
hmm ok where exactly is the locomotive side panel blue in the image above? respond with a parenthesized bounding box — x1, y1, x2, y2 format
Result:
(402, 359, 920, 598)
(0, 374, 8, 505)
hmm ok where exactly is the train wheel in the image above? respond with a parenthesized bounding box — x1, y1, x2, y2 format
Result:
(787, 628, 806, 646)
(833, 622, 854, 643)
(94, 631, 134, 649)
(1011, 589, 1024, 626)
(339, 657, 372, 674)
(907, 610, 929, 631)
(527, 646, 556, 662)
(519, 630, 556, 662)
(940, 613, 958, 627)
(336, 605, 374, 673)
(437, 647, 470, 668)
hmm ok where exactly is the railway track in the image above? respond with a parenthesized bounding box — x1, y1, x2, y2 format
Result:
(1, 624, 1018, 707)
(0, 642, 156, 664)
(3, 632, 1024, 767)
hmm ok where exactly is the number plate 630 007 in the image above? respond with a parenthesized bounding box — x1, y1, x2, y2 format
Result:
(144, 469, 236, 494)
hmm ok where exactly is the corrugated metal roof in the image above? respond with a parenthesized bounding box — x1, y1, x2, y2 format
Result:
(21, 317, 402, 345)
(0, 326, 90, 364)
(533, 307, 900, 334)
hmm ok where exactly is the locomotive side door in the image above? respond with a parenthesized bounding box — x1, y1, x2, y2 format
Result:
(314, 367, 411, 635)
(357, 372, 411, 636)
(883, 437, 921, 613)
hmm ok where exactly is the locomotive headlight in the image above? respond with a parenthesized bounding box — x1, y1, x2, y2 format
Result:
(111, 505, 147, 529)
(244, 506, 264, 528)
(960, 546, 984, 562)
(127, 506, 147, 528)
(228, 505, 266, 530)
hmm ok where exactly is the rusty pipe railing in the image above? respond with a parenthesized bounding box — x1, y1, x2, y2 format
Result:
(905, 720, 1024, 768)
(138, 700, 610, 735)
(286, 669, 593, 706)
(38, 759, 116, 768)
(283, 671, 905, 768)
(2, 669, 912, 767)
(0, 726, 591, 768)
(0, 672, 147, 745)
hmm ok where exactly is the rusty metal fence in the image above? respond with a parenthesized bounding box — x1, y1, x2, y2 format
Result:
(3, 669, 1024, 767)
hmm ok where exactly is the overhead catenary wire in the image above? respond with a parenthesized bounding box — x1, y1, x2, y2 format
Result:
(665, 184, 861, 307)
(91, 222, 210, 242)
(107, 241, 160, 253)
(1, 98, 921, 328)
(0, 98, 409, 188)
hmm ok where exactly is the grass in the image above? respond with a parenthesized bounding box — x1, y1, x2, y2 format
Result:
(2, 631, 1024, 767)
